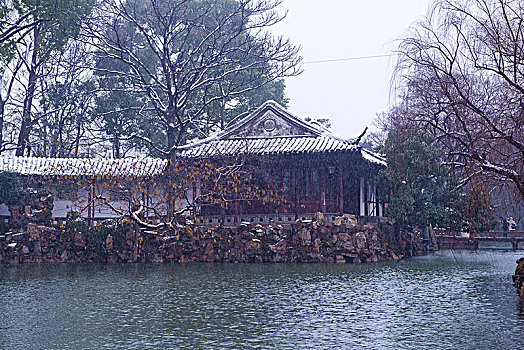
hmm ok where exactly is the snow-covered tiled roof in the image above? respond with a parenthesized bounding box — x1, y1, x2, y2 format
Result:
(178, 101, 385, 166)
(361, 149, 387, 167)
(0, 102, 385, 176)
(178, 135, 359, 157)
(0, 156, 167, 177)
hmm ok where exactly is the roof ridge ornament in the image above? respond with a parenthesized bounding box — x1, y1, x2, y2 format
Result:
(353, 127, 368, 146)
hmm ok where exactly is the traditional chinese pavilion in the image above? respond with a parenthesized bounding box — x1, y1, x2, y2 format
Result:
(0, 101, 386, 224)
(179, 101, 386, 217)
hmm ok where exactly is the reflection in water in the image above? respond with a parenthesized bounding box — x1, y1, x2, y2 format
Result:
(1, 250, 523, 349)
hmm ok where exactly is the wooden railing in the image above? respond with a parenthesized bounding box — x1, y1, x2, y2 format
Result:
(435, 229, 524, 239)
(470, 231, 524, 239)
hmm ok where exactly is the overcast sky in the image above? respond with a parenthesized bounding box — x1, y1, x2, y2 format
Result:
(272, 0, 431, 139)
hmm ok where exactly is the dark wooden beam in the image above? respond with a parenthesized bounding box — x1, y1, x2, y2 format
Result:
(338, 163, 343, 215)
(320, 168, 326, 213)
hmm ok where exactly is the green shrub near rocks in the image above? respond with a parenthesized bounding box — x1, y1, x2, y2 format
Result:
(0, 172, 24, 206)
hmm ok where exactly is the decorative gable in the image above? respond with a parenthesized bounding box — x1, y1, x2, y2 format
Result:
(178, 100, 385, 166)
(222, 101, 320, 139)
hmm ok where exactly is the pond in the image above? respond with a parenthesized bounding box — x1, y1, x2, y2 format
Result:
(1, 250, 523, 349)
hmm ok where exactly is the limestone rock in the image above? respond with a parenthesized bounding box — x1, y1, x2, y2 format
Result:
(313, 238, 321, 253)
(343, 214, 358, 227)
(74, 233, 86, 250)
(247, 239, 261, 250)
(314, 212, 325, 225)
(105, 234, 114, 250)
(338, 232, 350, 242)
(298, 228, 311, 246)
(269, 239, 286, 254)
(342, 241, 354, 251)
(33, 241, 41, 254)
(27, 224, 41, 239)
(9, 206, 20, 220)
(391, 251, 400, 260)
(0, 210, 427, 265)
(355, 232, 367, 249)
(366, 254, 378, 263)
(12, 233, 25, 241)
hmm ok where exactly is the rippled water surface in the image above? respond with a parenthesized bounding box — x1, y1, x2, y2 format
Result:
(1, 250, 523, 349)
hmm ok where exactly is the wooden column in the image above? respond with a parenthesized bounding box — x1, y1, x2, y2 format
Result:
(192, 182, 197, 218)
(146, 183, 149, 218)
(338, 164, 343, 215)
(367, 181, 371, 216)
(294, 167, 298, 212)
(320, 169, 326, 213)
(87, 179, 92, 224)
(142, 182, 146, 218)
(359, 177, 365, 216)
(88, 178, 95, 226)
(92, 180, 96, 220)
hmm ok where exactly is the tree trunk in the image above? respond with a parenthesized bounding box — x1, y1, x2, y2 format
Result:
(220, 98, 226, 130)
(0, 99, 5, 150)
(16, 23, 40, 157)
(114, 136, 120, 158)
(166, 105, 193, 159)
(74, 124, 81, 156)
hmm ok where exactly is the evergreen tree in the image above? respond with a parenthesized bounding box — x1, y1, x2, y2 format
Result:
(377, 128, 495, 232)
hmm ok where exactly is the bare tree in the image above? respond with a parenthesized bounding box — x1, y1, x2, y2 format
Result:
(395, 0, 524, 199)
(0, 0, 39, 153)
(0, 1, 42, 52)
(0, 1, 94, 156)
(33, 39, 97, 157)
(0, 56, 23, 152)
(85, 0, 301, 158)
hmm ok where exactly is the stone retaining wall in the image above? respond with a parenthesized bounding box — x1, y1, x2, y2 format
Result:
(0, 213, 427, 265)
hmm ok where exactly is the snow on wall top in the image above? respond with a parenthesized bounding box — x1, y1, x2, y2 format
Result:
(0, 156, 167, 177)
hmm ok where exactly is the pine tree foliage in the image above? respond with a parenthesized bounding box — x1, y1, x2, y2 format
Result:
(377, 128, 495, 232)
